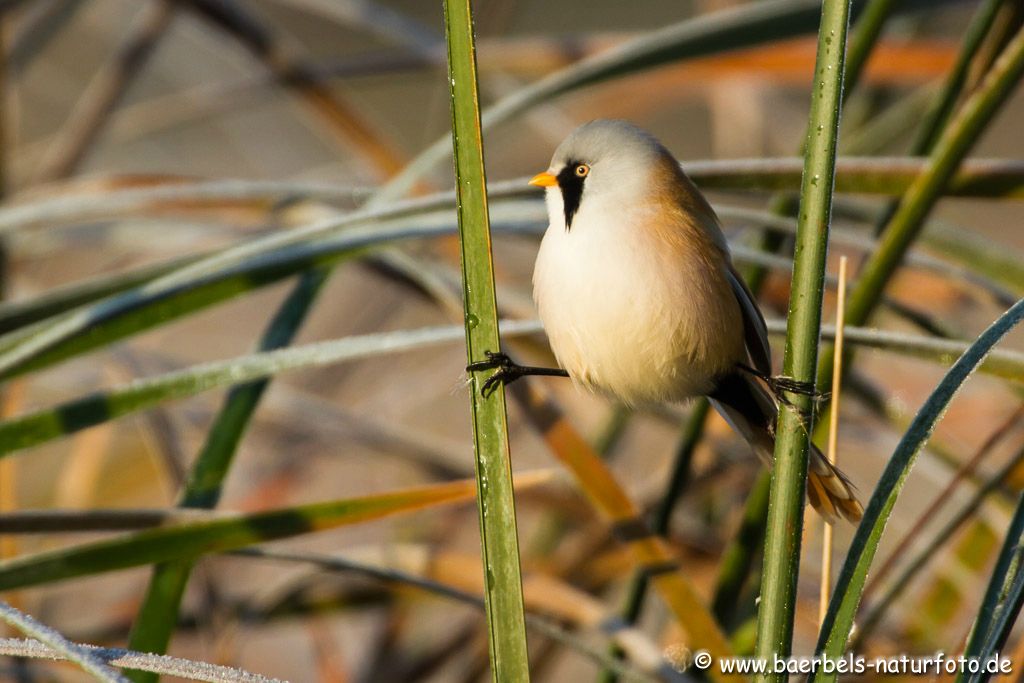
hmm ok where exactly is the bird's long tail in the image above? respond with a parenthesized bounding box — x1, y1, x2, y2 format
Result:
(707, 371, 863, 524)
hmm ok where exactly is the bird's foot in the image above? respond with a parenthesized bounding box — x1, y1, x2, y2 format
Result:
(466, 351, 521, 398)
(466, 351, 568, 398)
(769, 376, 830, 420)
(767, 375, 830, 402)
(738, 364, 830, 411)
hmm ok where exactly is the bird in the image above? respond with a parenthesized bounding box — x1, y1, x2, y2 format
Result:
(470, 119, 862, 524)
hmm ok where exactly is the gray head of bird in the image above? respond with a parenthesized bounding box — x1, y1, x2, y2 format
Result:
(528, 119, 674, 230)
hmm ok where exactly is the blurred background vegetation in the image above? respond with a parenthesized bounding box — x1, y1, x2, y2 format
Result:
(0, 0, 1022, 681)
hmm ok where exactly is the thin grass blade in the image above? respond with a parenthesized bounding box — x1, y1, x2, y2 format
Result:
(1, 157, 1022, 380)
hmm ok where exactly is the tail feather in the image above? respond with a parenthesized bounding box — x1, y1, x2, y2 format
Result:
(708, 371, 862, 524)
(806, 473, 838, 523)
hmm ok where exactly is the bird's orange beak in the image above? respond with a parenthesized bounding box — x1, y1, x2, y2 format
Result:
(528, 171, 558, 187)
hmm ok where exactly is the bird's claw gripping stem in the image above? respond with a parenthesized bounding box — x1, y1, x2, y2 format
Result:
(738, 363, 830, 411)
(467, 351, 520, 398)
(466, 351, 568, 398)
(767, 375, 829, 402)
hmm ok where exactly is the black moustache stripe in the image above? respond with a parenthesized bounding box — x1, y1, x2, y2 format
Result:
(556, 161, 585, 230)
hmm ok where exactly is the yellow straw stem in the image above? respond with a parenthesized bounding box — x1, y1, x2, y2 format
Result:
(820, 255, 848, 626)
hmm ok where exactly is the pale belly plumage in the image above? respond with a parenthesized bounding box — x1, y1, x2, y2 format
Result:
(533, 196, 745, 406)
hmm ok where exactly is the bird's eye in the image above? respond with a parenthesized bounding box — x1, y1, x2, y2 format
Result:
(574, 164, 590, 177)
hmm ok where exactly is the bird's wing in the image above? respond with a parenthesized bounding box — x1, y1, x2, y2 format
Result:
(726, 263, 772, 377)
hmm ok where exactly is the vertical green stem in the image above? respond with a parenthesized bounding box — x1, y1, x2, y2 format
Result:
(443, 1, 530, 681)
(713, 0, 896, 648)
(753, 2, 851, 680)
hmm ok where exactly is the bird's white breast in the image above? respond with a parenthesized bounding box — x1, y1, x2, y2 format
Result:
(532, 186, 744, 406)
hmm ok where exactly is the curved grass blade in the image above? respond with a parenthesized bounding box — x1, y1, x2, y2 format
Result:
(0, 178, 371, 235)
(4, 182, 1015, 351)
(0, 472, 552, 591)
(0, 203, 480, 377)
(0, 188, 475, 377)
(2, 155, 1022, 242)
(684, 157, 1024, 198)
(856, 440, 1024, 645)
(813, 298, 1024, 682)
(0, 256, 202, 334)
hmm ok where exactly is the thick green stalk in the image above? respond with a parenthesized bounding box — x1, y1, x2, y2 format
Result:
(753, 1, 851, 680)
(443, 1, 529, 681)
(714, 0, 897, 645)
